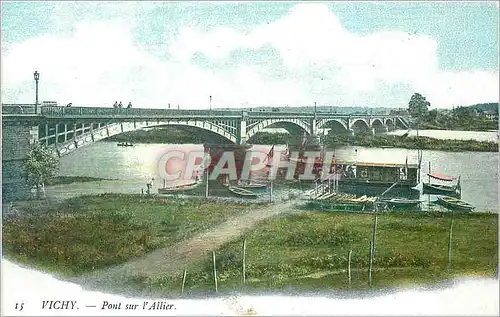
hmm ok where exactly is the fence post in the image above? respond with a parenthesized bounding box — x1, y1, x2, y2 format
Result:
(448, 211, 454, 271)
(181, 269, 187, 296)
(368, 241, 373, 286)
(371, 214, 378, 259)
(242, 239, 247, 285)
(212, 251, 218, 293)
(348, 250, 352, 285)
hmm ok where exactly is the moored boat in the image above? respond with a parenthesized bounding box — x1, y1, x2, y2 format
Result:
(117, 142, 134, 147)
(384, 198, 423, 208)
(238, 182, 268, 189)
(423, 169, 461, 197)
(228, 186, 258, 198)
(158, 181, 199, 194)
(437, 196, 475, 212)
(422, 182, 460, 196)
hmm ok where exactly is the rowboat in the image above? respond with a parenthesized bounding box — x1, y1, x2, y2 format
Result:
(158, 181, 199, 194)
(384, 198, 423, 208)
(437, 196, 475, 212)
(239, 182, 268, 189)
(117, 142, 134, 147)
(228, 186, 258, 198)
(423, 183, 459, 196)
(423, 170, 461, 196)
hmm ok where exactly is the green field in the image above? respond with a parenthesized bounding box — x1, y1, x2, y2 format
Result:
(2, 194, 259, 275)
(138, 210, 498, 296)
(3, 195, 497, 296)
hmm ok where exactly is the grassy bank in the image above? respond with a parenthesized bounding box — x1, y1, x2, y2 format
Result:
(324, 134, 498, 152)
(4, 195, 497, 295)
(45, 176, 113, 186)
(107, 127, 205, 144)
(137, 210, 497, 296)
(104, 128, 498, 152)
(2, 194, 259, 275)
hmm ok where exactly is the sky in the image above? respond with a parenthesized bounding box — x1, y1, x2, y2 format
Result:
(1, 1, 499, 109)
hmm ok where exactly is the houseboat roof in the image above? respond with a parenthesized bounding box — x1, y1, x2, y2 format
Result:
(334, 160, 419, 168)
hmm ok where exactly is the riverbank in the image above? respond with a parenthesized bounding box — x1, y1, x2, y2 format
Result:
(252, 132, 498, 152)
(107, 127, 205, 144)
(324, 134, 498, 152)
(105, 129, 498, 152)
(46, 176, 114, 186)
(3, 194, 497, 296)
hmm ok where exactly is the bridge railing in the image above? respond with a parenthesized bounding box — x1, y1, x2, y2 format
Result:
(40, 106, 245, 118)
(2, 104, 36, 114)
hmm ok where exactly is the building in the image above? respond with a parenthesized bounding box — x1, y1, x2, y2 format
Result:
(483, 109, 498, 121)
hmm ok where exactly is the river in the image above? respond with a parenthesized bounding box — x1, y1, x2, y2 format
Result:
(57, 140, 498, 213)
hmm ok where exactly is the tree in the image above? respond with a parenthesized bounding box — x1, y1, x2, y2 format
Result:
(408, 93, 431, 120)
(24, 142, 59, 199)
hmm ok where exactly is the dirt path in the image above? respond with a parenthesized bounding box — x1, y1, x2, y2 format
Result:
(73, 199, 298, 296)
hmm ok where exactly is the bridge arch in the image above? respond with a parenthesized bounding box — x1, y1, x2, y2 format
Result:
(371, 118, 384, 128)
(53, 120, 237, 157)
(317, 119, 348, 131)
(246, 118, 310, 141)
(350, 118, 371, 134)
(384, 118, 395, 130)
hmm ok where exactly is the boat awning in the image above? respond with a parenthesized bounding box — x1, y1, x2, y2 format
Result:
(427, 172, 456, 181)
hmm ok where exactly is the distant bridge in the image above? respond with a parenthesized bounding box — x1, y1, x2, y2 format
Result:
(2, 104, 409, 157)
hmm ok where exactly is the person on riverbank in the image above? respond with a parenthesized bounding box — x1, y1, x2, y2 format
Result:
(127, 102, 132, 108)
(113, 101, 118, 108)
(118, 101, 123, 108)
(146, 178, 154, 194)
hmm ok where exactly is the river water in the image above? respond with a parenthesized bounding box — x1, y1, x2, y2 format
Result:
(58, 139, 498, 212)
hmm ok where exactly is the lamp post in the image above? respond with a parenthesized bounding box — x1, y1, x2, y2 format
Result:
(34, 71, 40, 114)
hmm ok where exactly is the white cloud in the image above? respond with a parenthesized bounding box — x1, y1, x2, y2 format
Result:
(1, 3, 498, 109)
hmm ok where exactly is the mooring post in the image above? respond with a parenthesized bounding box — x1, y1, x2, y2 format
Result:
(269, 180, 273, 203)
(205, 166, 209, 198)
(242, 239, 247, 285)
(448, 211, 454, 271)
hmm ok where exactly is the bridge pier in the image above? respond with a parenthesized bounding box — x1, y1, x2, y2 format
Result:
(2, 118, 40, 202)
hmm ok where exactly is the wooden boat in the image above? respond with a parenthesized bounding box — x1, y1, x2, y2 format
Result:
(228, 186, 258, 198)
(423, 171, 461, 196)
(239, 182, 268, 189)
(437, 196, 475, 212)
(158, 181, 199, 194)
(423, 182, 459, 195)
(117, 142, 134, 147)
(384, 198, 423, 208)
